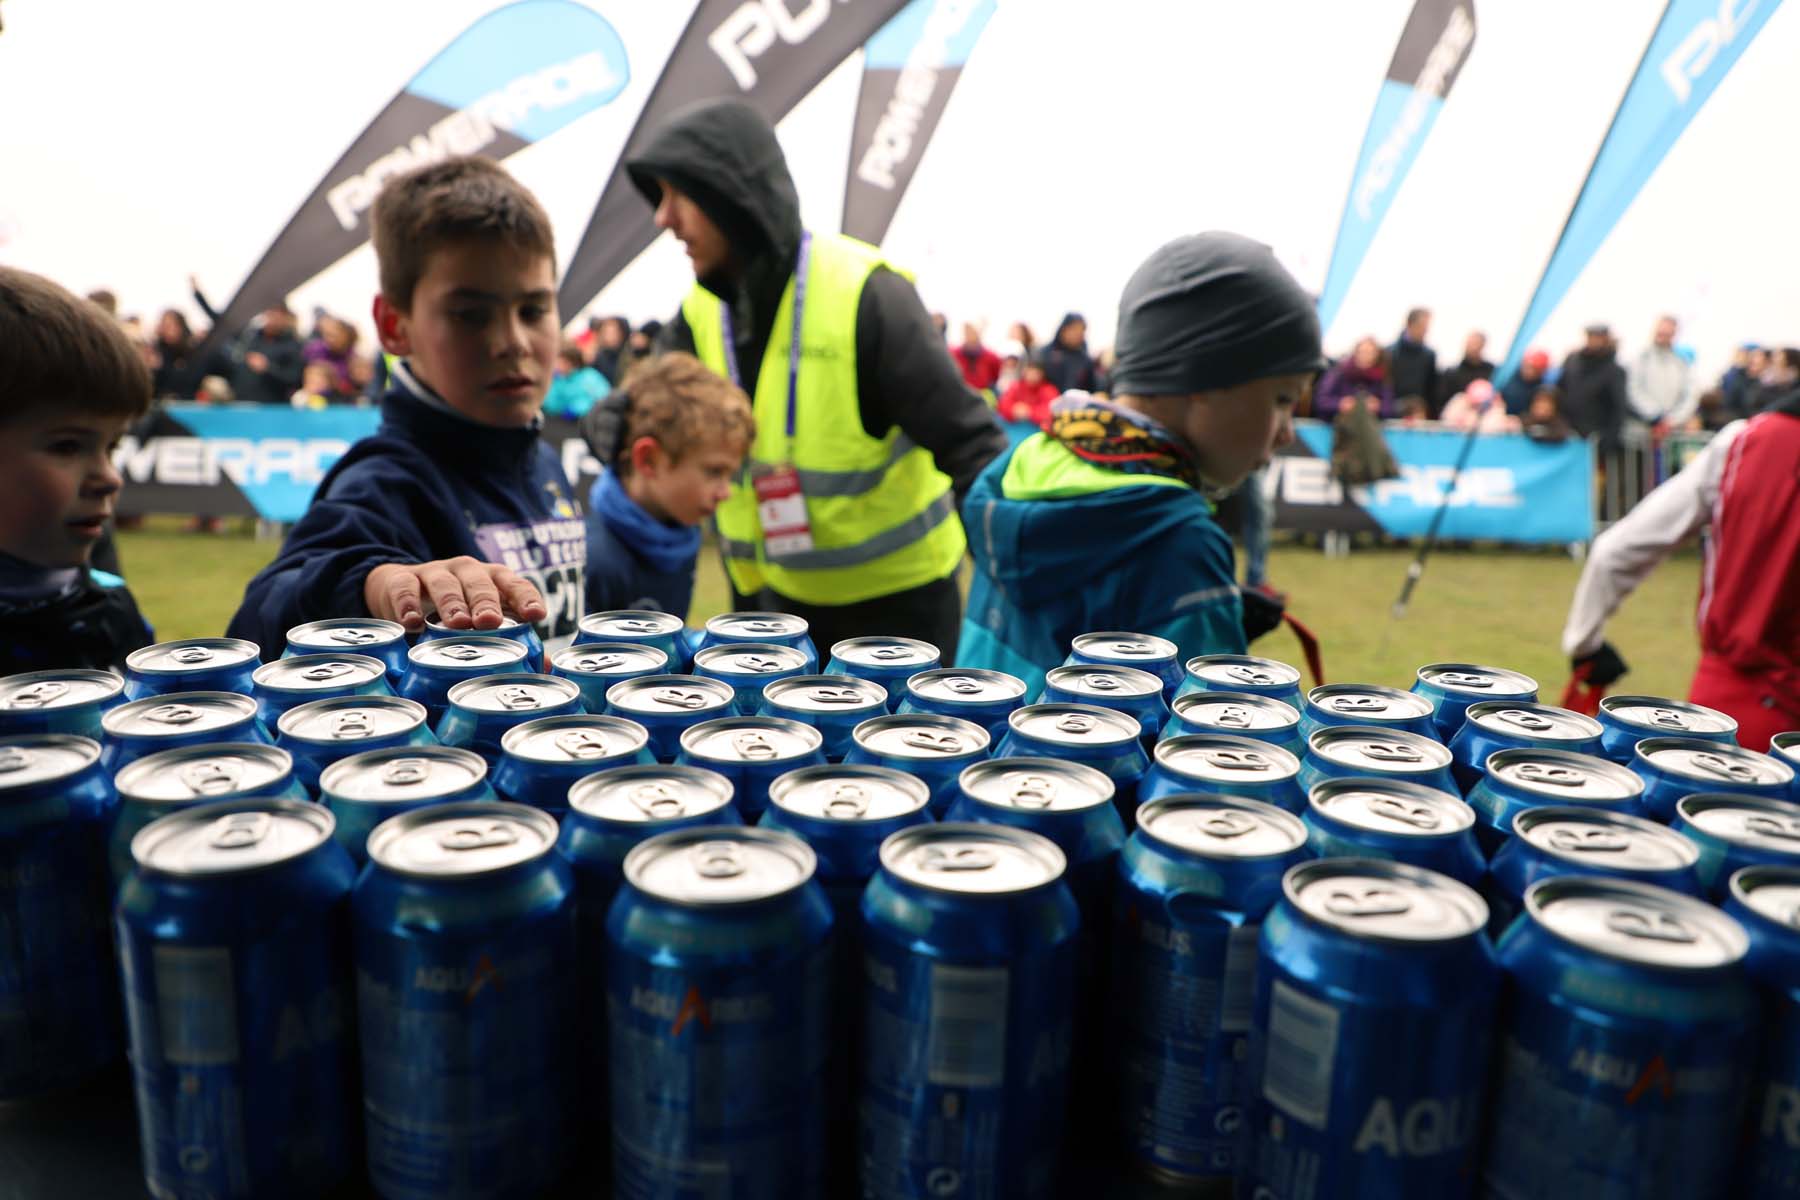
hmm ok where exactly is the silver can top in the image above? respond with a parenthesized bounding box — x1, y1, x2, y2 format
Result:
(367, 801, 557, 877)
(1139, 794, 1308, 859)
(679, 716, 823, 764)
(626, 825, 816, 904)
(104, 691, 258, 739)
(0, 669, 122, 712)
(1465, 701, 1604, 743)
(1527, 876, 1747, 969)
(760, 675, 888, 715)
(854, 713, 991, 759)
(1486, 749, 1644, 801)
(1415, 663, 1538, 698)
(1042, 664, 1165, 701)
(579, 609, 684, 640)
(1514, 806, 1700, 872)
(277, 695, 427, 744)
(0, 733, 101, 790)
(957, 757, 1114, 813)
(1184, 653, 1302, 690)
(253, 653, 385, 694)
(569, 764, 735, 825)
(445, 672, 580, 715)
(1287, 859, 1487, 942)
(501, 714, 649, 764)
(704, 611, 809, 642)
(406, 636, 528, 672)
(127, 638, 260, 677)
(693, 643, 809, 676)
(1155, 733, 1301, 785)
(133, 799, 333, 876)
(321, 745, 488, 803)
(1170, 690, 1299, 733)
(1308, 726, 1453, 774)
(1636, 739, 1793, 789)
(1771, 731, 1800, 771)
(551, 643, 669, 678)
(424, 614, 526, 636)
(880, 822, 1066, 894)
(1728, 866, 1800, 933)
(769, 764, 929, 822)
(1070, 630, 1177, 665)
(1600, 694, 1737, 737)
(829, 636, 939, 669)
(285, 617, 406, 652)
(1005, 703, 1137, 749)
(604, 674, 735, 716)
(115, 742, 294, 802)
(1306, 683, 1435, 723)
(905, 668, 1027, 705)
(1676, 794, 1800, 854)
(1308, 779, 1476, 837)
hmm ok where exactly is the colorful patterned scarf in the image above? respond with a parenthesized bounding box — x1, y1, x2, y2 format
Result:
(1046, 392, 1204, 491)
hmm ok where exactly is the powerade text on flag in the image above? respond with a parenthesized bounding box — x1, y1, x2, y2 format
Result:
(1316, 0, 1477, 336)
(841, 0, 996, 246)
(1498, 0, 1784, 382)
(198, 0, 630, 362)
(557, 0, 913, 318)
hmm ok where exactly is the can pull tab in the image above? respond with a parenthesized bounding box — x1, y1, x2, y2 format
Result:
(1055, 713, 1097, 736)
(1605, 908, 1697, 944)
(732, 732, 778, 760)
(1110, 641, 1152, 656)
(652, 688, 710, 710)
(1197, 810, 1260, 839)
(1366, 795, 1443, 830)
(1081, 673, 1121, 692)
(920, 844, 997, 872)
(618, 620, 660, 634)
(439, 644, 484, 663)
(555, 730, 610, 759)
(207, 811, 271, 850)
(1744, 815, 1800, 843)
(1007, 774, 1058, 809)
(743, 621, 786, 635)
(807, 687, 867, 706)
(942, 676, 985, 696)
(903, 729, 967, 754)
(1514, 762, 1586, 788)
(1498, 709, 1554, 733)
(574, 655, 624, 673)
(1650, 708, 1692, 730)
(181, 760, 242, 795)
(824, 783, 869, 819)
(630, 783, 686, 819)
(380, 758, 431, 787)
(1360, 741, 1424, 764)
(439, 821, 518, 852)
(693, 840, 744, 878)
(1691, 752, 1758, 784)
(1438, 673, 1494, 689)
(328, 629, 378, 645)
(300, 662, 355, 683)
(7, 681, 69, 708)
(1214, 705, 1254, 729)
(146, 703, 203, 726)
(170, 646, 216, 666)
(330, 711, 374, 740)
(1228, 666, 1276, 686)
(0, 747, 33, 773)
(736, 656, 784, 674)
(1324, 886, 1413, 919)
(1203, 749, 1272, 773)
(1546, 827, 1632, 853)
(869, 645, 913, 662)
(494, 687, 541, 711)
(1330, 696, 1390, 714)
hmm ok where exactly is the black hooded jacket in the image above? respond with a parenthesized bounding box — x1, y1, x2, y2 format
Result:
(625, 100, 1005, 504)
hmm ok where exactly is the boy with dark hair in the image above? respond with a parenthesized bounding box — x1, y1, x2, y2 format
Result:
(0, 266, 155, 672)
(228, 155, 582, 654)
(580, 351, 755, 616)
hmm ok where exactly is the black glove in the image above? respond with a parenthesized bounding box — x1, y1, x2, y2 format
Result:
(1572, 641, 1629, 688)
(1240, 585, 1286, 644)
(578, 388, 631, 468)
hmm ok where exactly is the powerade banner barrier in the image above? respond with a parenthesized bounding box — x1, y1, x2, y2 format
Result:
(1315, 0, 1476, 335)
(557, 0, 913, 317)
(1498, 0, 1783, 381)
(196, 0, 630, 364)
(841, 0, 997, 245)
(1268, 421, 1594, 544)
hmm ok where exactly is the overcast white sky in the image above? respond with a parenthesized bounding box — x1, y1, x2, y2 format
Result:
(2, 0, 1793, 380)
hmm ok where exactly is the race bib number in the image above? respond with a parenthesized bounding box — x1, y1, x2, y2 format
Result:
(473, 517, 586, 640)
(754, 464, 815, 558)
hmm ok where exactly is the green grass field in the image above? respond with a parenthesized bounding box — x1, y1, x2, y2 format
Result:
(116, 519, 1702, 699)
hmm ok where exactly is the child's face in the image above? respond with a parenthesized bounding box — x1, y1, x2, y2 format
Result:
(376, 240, 559, 428)
(303, 364, 335, 393)
(0, 410, 130, 568)
(634, 435, 746, 527)
(1180, 372, 1307, 490)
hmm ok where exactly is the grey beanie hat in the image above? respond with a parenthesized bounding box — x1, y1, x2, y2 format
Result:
(1108, 232, 1325, 397)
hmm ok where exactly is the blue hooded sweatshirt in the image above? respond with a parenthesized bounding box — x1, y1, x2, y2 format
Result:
(957, 433, 1244, 695)
(226, 365, 587, 658)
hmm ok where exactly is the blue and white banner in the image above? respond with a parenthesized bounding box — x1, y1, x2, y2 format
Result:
(1269, 421, 1594, 543)
(1316, 0, 1477, 335)
(1499, 0, 1783, 381)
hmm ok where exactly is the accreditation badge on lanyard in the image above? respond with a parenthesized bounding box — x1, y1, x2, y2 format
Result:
(724, 233, 815, 559)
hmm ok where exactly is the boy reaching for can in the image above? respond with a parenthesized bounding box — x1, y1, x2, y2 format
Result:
(229, 157, 585, 657)
(956, 232, 1324, 694)
(0, 266, 155, 673)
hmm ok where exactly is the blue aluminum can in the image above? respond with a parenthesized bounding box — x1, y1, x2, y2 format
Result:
(550, 641, 669, 712)
(1161, 689, 1302, 757)
(124, 637, 261, 700)
(1481, 877, 1756, 1200)
(1632, 736, 1795, 823)
(576, 609, 690, 671)
(109, 743, 308, 887)
(434, 671, 583, 766)
(1303, 777, 1485, 887)
(1039, 663, 1169, 750)
(1597, 693, 1738, 764)
(1483, 805, 1704, 938)
(678, 715, 827, 819)
(698, 610, 819, 671)
(1247, 859, 1497, 1200)
(1411, 662, 1538, 742)
(0, 734, 118, 1098)
(849, 712, 993, 818)
(396, 635, 528, 727)
(491, 713, 653, 816)
(860, 823, 1079, 1200)
(761, 764, 933, 916)
(250, 652, 391, 729)
(1300, 725, 1459, 800)
(355, 802, 575, 1198)
(1722, 866, 1800, 1200)
(275, 694, 436, 797)
(284, 617, 409, 683)
(1299, 682, 1440, 744)
(100, 690, 271, 772)
(1672, 792, 1800, 897)
(422, 612, 545, 672)
(609, 826, 833, 1200)
(1774, 731, 1800, 803)
(995, 702, 1147, 826)
(1113, 794, 1311, 1188)
(757, 674, 888, 761)
(116, 798, 359, 1198)
(603, 673, 736, 762)
(897, 667, 1029, 742)
(1447, 699, 1606, 793)
(692, 642, 811, 715)
(825, 636, 941, 710)
(1466, 747, 1646, 855)
(1143, 733, 1306, 817)
(1177, 653, 1305, 709)
(1066, 630, 1183, 699)
(320, 745, 497, 867)
(0, 668, 124, 740)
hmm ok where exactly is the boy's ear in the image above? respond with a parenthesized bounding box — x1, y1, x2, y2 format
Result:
(373, 294, 411, 356)
(628, 435, 665, 478)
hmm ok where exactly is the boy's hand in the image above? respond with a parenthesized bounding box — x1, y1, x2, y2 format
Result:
(364, 558, 547, 633)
